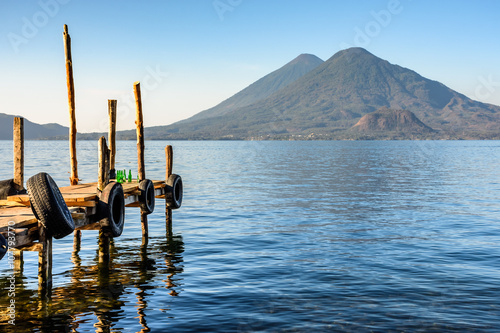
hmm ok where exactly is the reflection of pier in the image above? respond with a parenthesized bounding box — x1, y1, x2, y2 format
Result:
(0, 224, 184, 332)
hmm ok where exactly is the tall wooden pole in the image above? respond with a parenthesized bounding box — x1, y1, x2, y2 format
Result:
(134, 82, 146, 182)
(108, 100, 117, 179)
(165, 145, 173, 233)
(13, 117, 24, 191)
(63, 24, 78, 185)
(134, 82, 148, 240)
(97, 136, 110, 263)
(165, 145, 173, 180)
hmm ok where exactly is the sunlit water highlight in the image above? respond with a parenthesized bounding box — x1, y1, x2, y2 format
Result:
(1, 140, 499, 332)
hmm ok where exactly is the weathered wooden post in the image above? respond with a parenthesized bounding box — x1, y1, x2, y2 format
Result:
(98, 137, 110, 192)
(134, 82, 146, 182)
(73, 230, 81, 254)
(134, 82, 149, 240)
(165, 145, 173, 181)
(12, 118, 25, 273)
(13, 117, 24, 192)
(97, 137, 110, 263)
(73, 229, 81, 252)
(63, 24, 79, 185)
(165, 145, 173, 235)
(108, 100, 117, 179)
(38, 223, 53, 295)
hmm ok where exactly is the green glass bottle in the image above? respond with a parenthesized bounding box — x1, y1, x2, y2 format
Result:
(128, 169, 132, 183)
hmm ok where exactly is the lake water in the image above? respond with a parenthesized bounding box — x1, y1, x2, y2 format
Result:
(0, 140, 499, 332)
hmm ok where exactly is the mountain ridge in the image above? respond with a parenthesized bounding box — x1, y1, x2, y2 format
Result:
(151, 47, 500, 139)
(0, 113, 68, 140)
(180, 53, 324, 123)
(2, 48, 500, 140)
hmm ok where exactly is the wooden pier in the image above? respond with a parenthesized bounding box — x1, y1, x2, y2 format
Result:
(0, 25, 183, 297)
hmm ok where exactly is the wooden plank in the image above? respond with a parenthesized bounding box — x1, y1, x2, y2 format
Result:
(66, 201, 96, 207)
(0, 206, 37, 229)
(59, 183, 97, 192)
(7, 193, 97, 206)
(71, 212, 86, 220)
(0, 225, 40, 250)
(76, 223, 100, 231)
(2, 180, 165, 213)
(0, 200, 26, 208)
(17, 226, 39, 248)
(5, 194, 29, 204)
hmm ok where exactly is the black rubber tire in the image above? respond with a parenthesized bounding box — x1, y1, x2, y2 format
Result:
(98, 182, 125, 238)
(0, 179, 20, 200)
(26, 172, 75, 239)
(0, 233, 7, 261)
(165, 174, 183, 209)
(139, 179, 155, 215)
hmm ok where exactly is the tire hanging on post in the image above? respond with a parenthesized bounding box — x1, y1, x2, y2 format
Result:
(0, 233, 8, 261)
(138, 179, 155, 215)
(165, 174, 183, 209)
(98, 182, 125, 238)
(26, 172, 75, 239)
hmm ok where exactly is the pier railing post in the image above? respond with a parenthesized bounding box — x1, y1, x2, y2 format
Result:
(13, 117, 24, 192)
(63, 24, 79, 185)
(165, 145, 173, 234)
(108, 100, 117, 179)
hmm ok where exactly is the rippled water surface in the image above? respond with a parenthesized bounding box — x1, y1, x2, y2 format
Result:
(1, 140, 499, 332)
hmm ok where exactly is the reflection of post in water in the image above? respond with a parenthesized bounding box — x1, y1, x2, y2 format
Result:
(98, 229, 110, 264)
(162, 230, 184, 296)
(136, 236, 152, 332)
(13, 250, 23, 275)
(71, 231, 82, 286)
(94, 256, 111, 333)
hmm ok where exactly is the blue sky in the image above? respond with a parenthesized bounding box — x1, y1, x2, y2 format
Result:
(1, 0, 499, 132)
